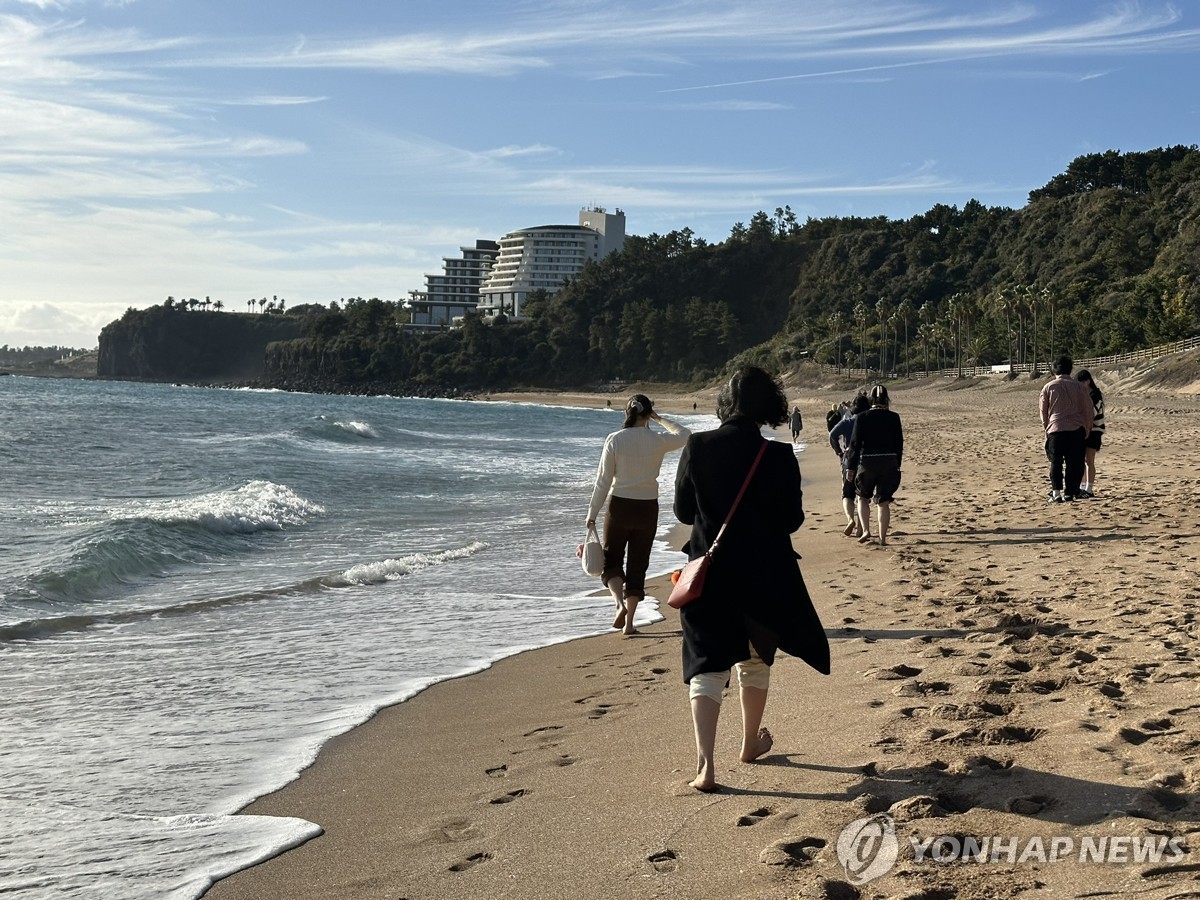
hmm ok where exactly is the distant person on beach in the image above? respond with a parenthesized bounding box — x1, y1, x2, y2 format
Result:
(830, 393, 870, 537)
(789, 406, 804, 442)
(846, 385, 903, 546)
(673, 366, 830, 792)
(587, 395, 689, 636)
(825, 403, 842, 432)
(1040, 357, 1094, 503)
(1075, 370, 1105, 498)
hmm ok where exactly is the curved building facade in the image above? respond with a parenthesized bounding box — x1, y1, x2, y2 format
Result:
(478, 207, 625, 319)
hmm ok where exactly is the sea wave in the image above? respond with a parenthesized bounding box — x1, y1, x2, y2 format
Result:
(303, 416, 381, 442)
(3, 540, 491, 642)
(336, 541, 490, 585)
(22, 482, 322, 608)
(134, 480, 324, 533)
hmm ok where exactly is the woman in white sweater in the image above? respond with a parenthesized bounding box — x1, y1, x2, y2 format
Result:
(587, 395, 689, 635)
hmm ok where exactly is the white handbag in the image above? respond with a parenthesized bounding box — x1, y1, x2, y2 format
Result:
(579, 525, 604, 576)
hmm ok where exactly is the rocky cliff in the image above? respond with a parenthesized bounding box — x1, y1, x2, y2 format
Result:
(98, 306, 304, 382)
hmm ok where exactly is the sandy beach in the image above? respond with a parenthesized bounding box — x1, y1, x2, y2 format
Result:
(206, 366, 1200, 900)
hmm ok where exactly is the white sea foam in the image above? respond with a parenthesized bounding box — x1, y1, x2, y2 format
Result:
(133, 481, 324, 533)
(333, 420, 378, 438)
(339, 541, 490, 585)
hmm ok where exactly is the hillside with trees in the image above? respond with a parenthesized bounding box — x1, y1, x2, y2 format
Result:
(98, 299, 308, 381)
(99, 146, 1200, 392)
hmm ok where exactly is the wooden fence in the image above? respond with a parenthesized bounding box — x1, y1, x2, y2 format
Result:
(823, 335, 1200, 382)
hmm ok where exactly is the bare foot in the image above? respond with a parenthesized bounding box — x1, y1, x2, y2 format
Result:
(612, 608, 627, 629)
(740, 727, 773, 763)
(690, 761, 718, 792)
(857, 533, 873, 545)
(842, 522, 856, 536)
(621, 627, 639, 638)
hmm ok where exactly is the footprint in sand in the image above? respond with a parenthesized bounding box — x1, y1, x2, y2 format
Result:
(489, 789, 528, 804)
(893, 680, 952, 698)
(1007, 795, 1051, 815)
(758, 836, 826, 866)
(1117, 718, 1178, 746)
(523, 725, 563, 737)
(736, 806, 773, 827)
(485, 764, 507, 778)
(875, 664, 922, 680)
(448, 851, 492, 872)
(817, 880, 862, 900)
(431, 818, 482, 843)
(647, 849, 678, 873)
(951, 724, 1044, 746)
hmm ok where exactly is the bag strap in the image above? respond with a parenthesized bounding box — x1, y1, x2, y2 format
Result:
(708, 440, 768, 556)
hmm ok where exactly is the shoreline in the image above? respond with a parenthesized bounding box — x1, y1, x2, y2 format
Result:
(207, 381, 1200, 898)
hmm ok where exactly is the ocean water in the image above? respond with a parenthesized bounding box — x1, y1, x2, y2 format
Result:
(0, 376, 722, 899)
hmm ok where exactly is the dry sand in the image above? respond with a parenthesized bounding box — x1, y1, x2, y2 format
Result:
(205, 371, 1200, 900)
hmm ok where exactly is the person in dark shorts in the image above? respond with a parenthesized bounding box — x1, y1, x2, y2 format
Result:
(1076, 370, 1105, 497)
(829, 393, 869, 536)
(846, 385, 903, 546)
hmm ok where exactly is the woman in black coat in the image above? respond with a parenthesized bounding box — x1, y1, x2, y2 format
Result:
(673, 366, 830, 792)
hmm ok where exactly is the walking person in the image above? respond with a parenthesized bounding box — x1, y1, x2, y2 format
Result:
(846, 385, 903, 546)
(830, 393, 870, 536)
(587, 395, 689, 635)
(1040, 357, 1093, 502)
(673, 367, 829, 792)
(789, 406, 804, 443)
(1076, 369, 1105, 498)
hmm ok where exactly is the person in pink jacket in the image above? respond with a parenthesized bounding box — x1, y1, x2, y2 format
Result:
(1040, 356, 1094, 502)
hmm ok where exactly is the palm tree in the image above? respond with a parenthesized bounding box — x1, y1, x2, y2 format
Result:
(934, 321, 953, 372)
(852, 300, 870, 376)
(996, 287, 1015, 374)
(895, 297, 915, 376)
(917, 321, 935, 375)
(947, 293, 967, 377)
(258, 297, 267, 313)
(875, 298, 893, 377)
(829, 311, 845, 374)
(214, 300, 224, 312)
(1028, 285, 1048, 376)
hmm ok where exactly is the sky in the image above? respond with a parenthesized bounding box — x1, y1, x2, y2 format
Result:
(1, 1, 1198, 349)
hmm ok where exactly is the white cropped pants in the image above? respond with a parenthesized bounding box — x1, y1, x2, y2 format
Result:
(688, 644, 770, 703)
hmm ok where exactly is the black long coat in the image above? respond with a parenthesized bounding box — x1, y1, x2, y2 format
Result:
(673, 416, 831, 682)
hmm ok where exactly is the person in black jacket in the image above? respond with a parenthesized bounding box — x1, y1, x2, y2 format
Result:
(846, 384, 903, 546)
(673, 366, 830, 792)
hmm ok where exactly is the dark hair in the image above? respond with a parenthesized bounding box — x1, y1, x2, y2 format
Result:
(851, 393, 870, 415)
(868, 384, 889, 407)
(1076, 370, 1103, 402)
(623, 393, 653, 428)
(716, 366, 788, 427)
(1053, 355, 1073, 376)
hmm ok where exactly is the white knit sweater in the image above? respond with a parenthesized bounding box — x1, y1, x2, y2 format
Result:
(586, 419, 690, 522)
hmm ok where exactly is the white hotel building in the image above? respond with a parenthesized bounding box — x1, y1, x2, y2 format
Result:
(476, 207, 626, 319)
(407, 240, 500, 329)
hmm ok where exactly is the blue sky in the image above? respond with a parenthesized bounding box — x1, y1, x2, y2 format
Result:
(2, 0, 1197, 349)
